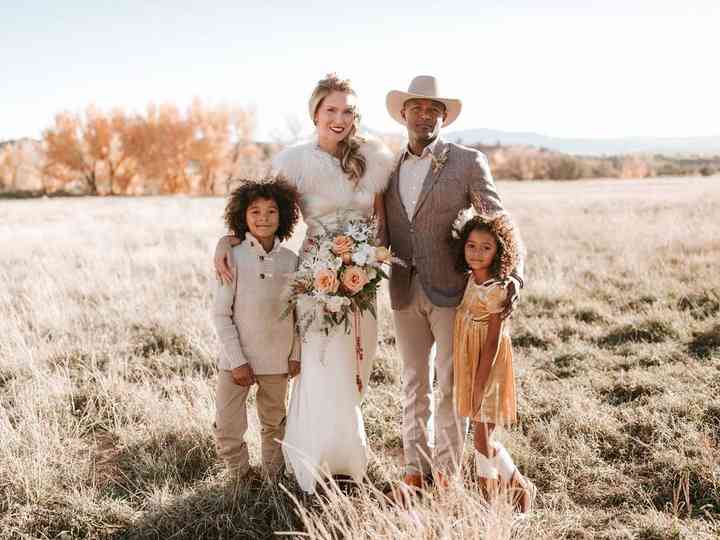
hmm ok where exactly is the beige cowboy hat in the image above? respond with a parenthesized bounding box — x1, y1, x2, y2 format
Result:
(386, 75, 462, 127)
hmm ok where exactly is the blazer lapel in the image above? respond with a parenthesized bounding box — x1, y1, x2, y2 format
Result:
(411, 139, 447, 222)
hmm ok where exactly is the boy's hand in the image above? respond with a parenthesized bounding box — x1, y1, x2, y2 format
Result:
(232, 365, 255, 386)
(288, 360, 301, 378)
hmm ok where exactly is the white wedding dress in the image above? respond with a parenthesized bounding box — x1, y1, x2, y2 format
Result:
(273, 136, 394, 493)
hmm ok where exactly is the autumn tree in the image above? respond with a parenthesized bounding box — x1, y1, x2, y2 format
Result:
(0, 144, 16, 191)
(41, 100, 259, 195)
(185, 99, 256, 193)
(43, 106, 137, 195)
(122, 103, 195, 194)
(0, 140, 47, 193)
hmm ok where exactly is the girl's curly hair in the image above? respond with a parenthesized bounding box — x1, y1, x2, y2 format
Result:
(224, 178, 300, 242)
(452, 212, 522, 280)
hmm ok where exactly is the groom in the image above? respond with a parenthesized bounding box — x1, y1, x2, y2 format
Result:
(380, 75, 524, 491)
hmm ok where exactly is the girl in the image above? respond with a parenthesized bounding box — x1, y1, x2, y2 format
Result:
(451, 208, 536, 512)
(211, 178, 301, 480)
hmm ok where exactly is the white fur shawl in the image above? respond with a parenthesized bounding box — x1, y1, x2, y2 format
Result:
(272, 135, 396, 196)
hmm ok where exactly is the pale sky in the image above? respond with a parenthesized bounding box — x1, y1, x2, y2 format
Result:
(2, 0, 719, 142)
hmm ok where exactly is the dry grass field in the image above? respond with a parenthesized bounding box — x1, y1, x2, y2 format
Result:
(1, 176, 719, 539)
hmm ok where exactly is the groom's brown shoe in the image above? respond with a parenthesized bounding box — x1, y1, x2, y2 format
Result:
(383, 473, 425, 507)
(433, 471, 450, 490)
(402, 473, 425, 489)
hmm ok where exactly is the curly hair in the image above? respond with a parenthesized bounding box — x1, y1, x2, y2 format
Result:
(452, 212, 521, 280)
(223, 178, 300, 242)
(308, 73, 367, 182)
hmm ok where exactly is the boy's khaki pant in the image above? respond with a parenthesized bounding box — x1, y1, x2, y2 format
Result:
(214, 369, 288, 477)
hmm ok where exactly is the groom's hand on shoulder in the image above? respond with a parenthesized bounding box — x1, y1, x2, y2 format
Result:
(232, 365, 255, 386)
(500, 279, 519, 320)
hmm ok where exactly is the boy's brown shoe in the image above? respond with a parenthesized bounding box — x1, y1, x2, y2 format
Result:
(382, 473, 425, 507)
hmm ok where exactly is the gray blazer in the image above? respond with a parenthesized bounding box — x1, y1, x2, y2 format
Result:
(381, 138, 523, 310)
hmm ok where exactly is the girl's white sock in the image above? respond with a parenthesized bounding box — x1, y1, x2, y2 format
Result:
(491, 441, 516, 481)
(474, 450, 498, 480)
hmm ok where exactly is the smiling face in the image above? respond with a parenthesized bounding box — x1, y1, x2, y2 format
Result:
(401, 98, 446, 145)
(245, 197, 279, 246)
(464, 228, 499, 278)
(314, 90, 358, 149)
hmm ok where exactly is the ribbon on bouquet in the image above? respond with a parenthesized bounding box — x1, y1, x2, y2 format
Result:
(353, 308, 364, 393)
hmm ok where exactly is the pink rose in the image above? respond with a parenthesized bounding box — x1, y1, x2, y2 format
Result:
(314, 268, 339, 294)
(341, 266, 369, 295)
(331, 235, 355, 256)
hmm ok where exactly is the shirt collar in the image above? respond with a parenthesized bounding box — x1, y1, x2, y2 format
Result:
(403, 137, 440, 161)
(245, 232, 280, 255)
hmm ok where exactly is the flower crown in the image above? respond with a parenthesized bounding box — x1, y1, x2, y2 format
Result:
(450, 203, 506, 240)
(450, 202, 521, 280)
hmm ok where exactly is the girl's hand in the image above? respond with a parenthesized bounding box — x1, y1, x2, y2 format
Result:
(214, 235, 240, 285)
(232, 365, 255, 386)
(288, 360, 301, 378)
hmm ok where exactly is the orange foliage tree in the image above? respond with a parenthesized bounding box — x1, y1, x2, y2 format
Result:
(119, 100, 257, 194)
(186, 99, 256, 193)
(41, 100, 257, 195)
(43, 106, 137, 195)
(0, 140, 47, 193)
(121, 104, 194, 194)
(0, 144, 19, 191)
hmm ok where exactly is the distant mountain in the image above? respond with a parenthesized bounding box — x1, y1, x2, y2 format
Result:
(444, 128, 720, 156)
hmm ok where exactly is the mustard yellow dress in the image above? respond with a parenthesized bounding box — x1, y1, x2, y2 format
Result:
(453, 278, 517, 426)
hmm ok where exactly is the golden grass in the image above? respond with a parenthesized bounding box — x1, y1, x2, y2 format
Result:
(1, 177, 719, 539)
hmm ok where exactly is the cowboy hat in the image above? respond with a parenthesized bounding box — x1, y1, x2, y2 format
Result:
(386, 75, 462, 127)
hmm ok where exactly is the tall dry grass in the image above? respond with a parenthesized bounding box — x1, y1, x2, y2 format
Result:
(1, 177, 719, 539)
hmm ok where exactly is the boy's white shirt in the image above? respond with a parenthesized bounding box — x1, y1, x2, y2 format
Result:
(211, 232, 300, 373)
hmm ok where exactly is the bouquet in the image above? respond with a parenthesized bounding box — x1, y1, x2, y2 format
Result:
(282, 212, 404, 391)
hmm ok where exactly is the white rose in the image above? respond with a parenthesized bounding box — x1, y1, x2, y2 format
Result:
(326, 295, 350, 313)
(352, 243, 376, 266)
(318, 242, 334, 260)
(327, 255, 342, 271)
(346, 223, 368, 242)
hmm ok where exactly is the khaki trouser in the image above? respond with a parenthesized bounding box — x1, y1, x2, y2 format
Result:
(214, 370, 288, 477)
(393, 273, 468, 476)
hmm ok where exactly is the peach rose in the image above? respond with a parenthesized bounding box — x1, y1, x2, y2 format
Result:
(331, 235, 355, 256)
(374, 246, 392, 263)
(314, 268, 339, 294)
(341, 266, 369, 295)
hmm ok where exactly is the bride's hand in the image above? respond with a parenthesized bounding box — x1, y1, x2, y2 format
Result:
(214, 235, 240, 285)
(288, 360, 301, 378)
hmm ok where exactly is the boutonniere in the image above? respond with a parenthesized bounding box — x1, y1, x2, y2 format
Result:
(431, 147, 449, 175)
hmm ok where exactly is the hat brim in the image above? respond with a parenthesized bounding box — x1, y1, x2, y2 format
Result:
(386, 90, 462, 127)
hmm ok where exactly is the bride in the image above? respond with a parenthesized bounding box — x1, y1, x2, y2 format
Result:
(214, 74, 394, 493)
